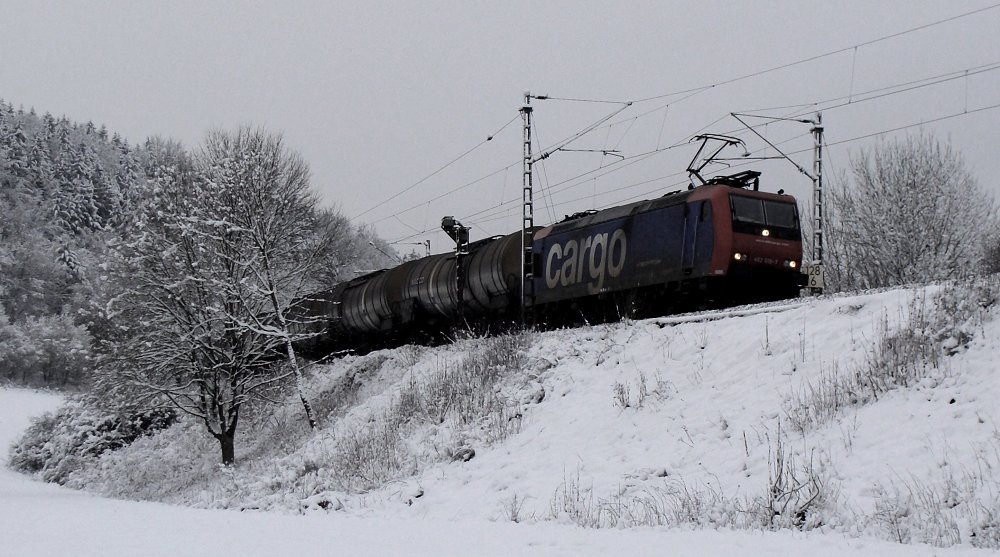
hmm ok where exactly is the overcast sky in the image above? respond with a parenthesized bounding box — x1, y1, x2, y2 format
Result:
(3, 1, 999, 252)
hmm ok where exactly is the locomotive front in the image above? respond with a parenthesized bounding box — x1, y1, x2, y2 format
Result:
(696, 185, 804, 301)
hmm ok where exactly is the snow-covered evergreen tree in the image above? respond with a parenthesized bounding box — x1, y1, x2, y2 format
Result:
(0, 98, 147, 387)
(4, 121, 29, 180)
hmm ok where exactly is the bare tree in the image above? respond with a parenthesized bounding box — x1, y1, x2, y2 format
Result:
(825, 133, 997, 291)
(94, 129, 337, 464)
(311, 214, 400, 287)
(196, 127, 338, 429)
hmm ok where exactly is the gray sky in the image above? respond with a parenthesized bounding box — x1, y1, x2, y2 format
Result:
(3, 1, 999, 253)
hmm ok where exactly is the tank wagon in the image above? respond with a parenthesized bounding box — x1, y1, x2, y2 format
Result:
(291, 171, 804, 356)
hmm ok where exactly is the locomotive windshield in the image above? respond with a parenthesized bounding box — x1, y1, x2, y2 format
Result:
(762, 200, 797, 229)
(730, 195, 800, 237)
(731, 196, 766, 224)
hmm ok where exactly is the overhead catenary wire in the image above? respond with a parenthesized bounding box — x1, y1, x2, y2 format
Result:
(694, 102, 1000, 181)
(531, 102, 634, 162)
(734, 59, 1000, 115)
(376, 109, 741, 233)
(628, 2, 1000, 104)
(390, 98, 1000, 246)
(529, 121, 559, 225)
(820, 102, 1000, 149)
(466, 112, 820, 225)
(366, 162, 519, 227)
(372, 6, 1000, 245)
(583, 103, 1000, 210)
(389, 65, 1000, 241)
(359, 5, 1000, 236)
(389, 119, 816, 239)
(556, 58, 1000, 148)
(732, 113, 815, 179)
(741, 60, 1000, 120)
(363, 57, 1000, 235)
(361, 105, 636, 228)
(516, 3, 1000, 150)
(532, 95, 632, 104)
(601, 58, 1000, 191)
(351, 113, 520, 221)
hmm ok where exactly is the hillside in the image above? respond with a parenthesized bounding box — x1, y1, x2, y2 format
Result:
(6, 277, 1000, 553)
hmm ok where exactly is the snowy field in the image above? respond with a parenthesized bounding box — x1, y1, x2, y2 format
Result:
(3, 282, 999, 555)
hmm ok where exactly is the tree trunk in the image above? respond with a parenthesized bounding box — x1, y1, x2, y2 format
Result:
(216, 410, 239, 466)
(217, 430, 236, 466)
(285, 338, 316, 429)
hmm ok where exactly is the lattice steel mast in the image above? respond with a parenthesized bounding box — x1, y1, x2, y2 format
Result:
(811, 113, 824, 269)
(520, 93, 535, 325)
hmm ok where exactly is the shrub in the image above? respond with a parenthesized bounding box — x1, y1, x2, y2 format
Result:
(547, 426, 836, 531)
(330, 332, 531, 492)
(869, 460, 1000, 548)
(824, 133, 997, 291)
(8, 398, 176, 484)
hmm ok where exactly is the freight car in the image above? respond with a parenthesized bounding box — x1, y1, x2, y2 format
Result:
(290, 228, 539, 356)
(291, 169, 804, 357)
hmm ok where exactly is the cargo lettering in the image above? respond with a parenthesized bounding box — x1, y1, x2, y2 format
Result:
(544, 229, 627, 294)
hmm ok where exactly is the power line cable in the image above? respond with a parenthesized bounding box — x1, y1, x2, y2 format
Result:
(698, 102, 1000, 181)
(467, 96, 1000, 233)
(366, 162, 518, 226)
(361, 105, 634, 228)
(380, 56, 1000, 241)
(367, 53, 978, 231)
(571, 57, 1000, 145)
(821, 102, 1000, 149)
(352, 113, 520, 221)
(530, 121, 559, 224)
(533, 95, 632, 104)
(363, 4, 998, 233)
(455, 64, 993, 230)
(742, 60, 1000, 121)
(629, 2, 1000, 104)
(503, 87, 1000, 234)
(532, 103, 634, 161)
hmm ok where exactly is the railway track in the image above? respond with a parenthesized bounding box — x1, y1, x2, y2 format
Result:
(648, 296, 809, 328)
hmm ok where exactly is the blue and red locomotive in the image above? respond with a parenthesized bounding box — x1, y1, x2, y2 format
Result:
(292, 169, 804, 356)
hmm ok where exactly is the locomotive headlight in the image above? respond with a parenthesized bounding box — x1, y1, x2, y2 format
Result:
(734, 252, 744, 261)
(761, 229, 771, 237)
(789, 260, 797, 269)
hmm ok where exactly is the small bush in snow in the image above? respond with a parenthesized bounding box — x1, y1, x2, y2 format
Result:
(8, 398, 176, 484)
(332, 413, 411, 491)
(547, 423, 837, 532)
(867, 443, 1000, 548)
(612, 381, 630, 409)
(752, 424, 832, 530)
(330, 332, 531, 492)
(500, 493, 530, 523)
(63, 418, 220, 504)
(548, 472, 738, 530)
(311, 354, 390, 426)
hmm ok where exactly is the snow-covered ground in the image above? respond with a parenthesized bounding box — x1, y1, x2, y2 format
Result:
(3, 281, 999, 555)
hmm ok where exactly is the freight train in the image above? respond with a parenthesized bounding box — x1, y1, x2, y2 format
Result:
(291, 169, 805, 357)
